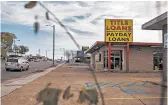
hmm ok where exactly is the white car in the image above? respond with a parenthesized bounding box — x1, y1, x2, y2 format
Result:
(34, 59, 40, 62)
(5, 57, 29, 71)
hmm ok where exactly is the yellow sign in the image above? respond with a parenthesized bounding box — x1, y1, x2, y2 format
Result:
(105, 19, 133, 42)
(82, 46, 89, 51)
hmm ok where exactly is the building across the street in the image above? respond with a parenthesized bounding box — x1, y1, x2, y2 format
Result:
(86, 41, 162, 72)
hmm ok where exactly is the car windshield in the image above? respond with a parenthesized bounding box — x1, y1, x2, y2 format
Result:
(7, 59, 18, 62)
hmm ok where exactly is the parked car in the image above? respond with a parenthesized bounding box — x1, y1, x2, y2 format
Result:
(34, 59, 40, 62)
(5, 57, 29, 71)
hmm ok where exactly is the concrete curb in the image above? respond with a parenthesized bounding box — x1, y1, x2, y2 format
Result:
(1, 62, 65, 98)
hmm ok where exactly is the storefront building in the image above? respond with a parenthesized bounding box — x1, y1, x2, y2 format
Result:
(142, 11, 167, 72)
(142, 11, 167, 105)
(86, 41, 162, 72)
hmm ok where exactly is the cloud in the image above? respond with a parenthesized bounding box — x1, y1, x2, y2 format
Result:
(1, 1, 167, 58)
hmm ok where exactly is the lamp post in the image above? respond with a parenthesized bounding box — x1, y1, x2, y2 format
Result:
(60, 48, 65, 60)
(13, 39, 20, 55)
(46, 49, 50, 58)
(46, 25, 55, 66)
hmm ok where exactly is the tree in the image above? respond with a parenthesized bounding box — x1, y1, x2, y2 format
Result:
(1, 32, 16, 58)
(18, 45, 29, 54)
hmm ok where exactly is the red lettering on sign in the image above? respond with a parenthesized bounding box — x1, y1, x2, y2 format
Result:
(111, 26, 116, 30)
(106, 26, 110, 30)
(116, 26, 121, 30)
(107, 26, 130, 31)
(128, 26, 132, 31)
(122, 26, 126, 31)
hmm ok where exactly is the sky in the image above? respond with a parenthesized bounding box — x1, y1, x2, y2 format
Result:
(1, 1, 168, 59)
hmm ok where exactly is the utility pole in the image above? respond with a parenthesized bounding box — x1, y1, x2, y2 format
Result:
(46, 25, 55, 66)
(13, 40, 16, 55)
(38, 49, 40, 56)
(13, 39, 20, 55)
(53, 25, 55, 66)
(64, 49, 65, 60)
(46, 50, 47, 58)
(60, 48, 65, 60)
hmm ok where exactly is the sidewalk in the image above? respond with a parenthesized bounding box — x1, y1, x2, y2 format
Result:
(1, 65, 166, 105)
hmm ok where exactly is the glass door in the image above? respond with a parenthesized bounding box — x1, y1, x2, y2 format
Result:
(114, 57, 121, 70)
(111, 50, 122, 70)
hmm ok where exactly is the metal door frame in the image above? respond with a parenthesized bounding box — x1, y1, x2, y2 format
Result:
(111, 50, 122, 70)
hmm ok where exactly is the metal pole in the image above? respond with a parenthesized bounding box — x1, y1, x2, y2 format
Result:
(64, 49, 65, 60)
(160, 25, 167, 105)
(38, 49, 40, 56)
(13, 40, 16, 55)
(53, 25, 55, 66)
(46, 50, 47, 58)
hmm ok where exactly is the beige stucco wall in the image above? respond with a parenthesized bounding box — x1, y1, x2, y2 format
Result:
(129, 46, 155, 71)
(90, 44, 161, 72)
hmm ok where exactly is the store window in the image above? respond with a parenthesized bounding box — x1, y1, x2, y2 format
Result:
(95, 53, 101, 62)
(153, 52, 163, 70)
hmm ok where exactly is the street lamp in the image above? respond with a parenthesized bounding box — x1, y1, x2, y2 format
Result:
(60, 48, 65, 60)
(46, 25, 55, 66)
(13, 39, 20, 55)
(46, 49, 50, 58)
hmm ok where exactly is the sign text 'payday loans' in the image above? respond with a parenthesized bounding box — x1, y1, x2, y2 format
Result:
(105, 19, 133, 42)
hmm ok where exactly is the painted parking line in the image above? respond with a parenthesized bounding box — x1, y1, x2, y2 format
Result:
(125, 82, 136, 87)
(85, 82, 112, 88)
(99, 97, 168, 100)
(111, 82, 125, 88)
(121, 89, 150, 94)
(141, 81, 147, 87)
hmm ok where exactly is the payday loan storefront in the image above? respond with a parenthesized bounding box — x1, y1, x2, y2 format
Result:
(86, 41, 162, 72)
(86, 19, 162, 72)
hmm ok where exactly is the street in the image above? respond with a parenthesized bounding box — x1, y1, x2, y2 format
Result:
(1, 60, 57, 82)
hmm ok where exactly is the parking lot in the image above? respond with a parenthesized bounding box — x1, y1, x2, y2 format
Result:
(2, 65, 167, 105)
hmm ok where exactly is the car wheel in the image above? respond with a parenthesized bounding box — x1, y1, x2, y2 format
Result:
(26, 65, 29, 70)
(6, 68, 9, 71)
(20, 66, 23, 72)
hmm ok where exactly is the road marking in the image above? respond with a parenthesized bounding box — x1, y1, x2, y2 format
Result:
(85, 82, 112, 88)
(121, 89, 150, 94)
(141, 81, 147, 87)
(111, 82, 125, 88)
(125, 82, 136, 87)
(99, 97, 168, 100)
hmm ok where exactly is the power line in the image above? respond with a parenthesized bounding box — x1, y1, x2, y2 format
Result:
(38, 1, 81, 50)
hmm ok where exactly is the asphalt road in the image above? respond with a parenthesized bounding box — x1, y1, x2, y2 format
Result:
(1, 61, 57, 82)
